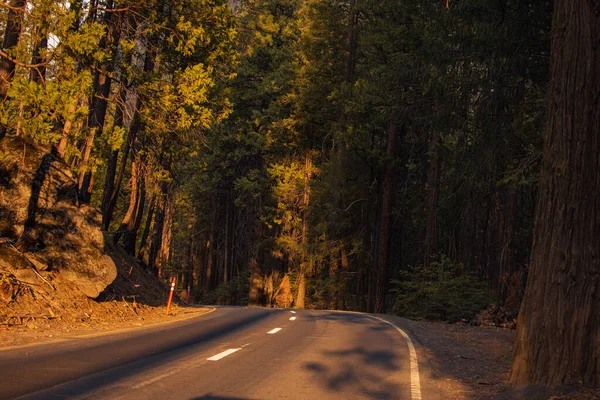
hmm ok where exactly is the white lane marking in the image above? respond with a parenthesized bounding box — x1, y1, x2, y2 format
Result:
(132, 371, 176, 389)
(290, 311, 296, 314)
(366, 315, 422, 400)
(289, 316, 297, 321)
(207, 348, 241, 361)
(267, 328, 282, 334)
(241, 343, 252, 348)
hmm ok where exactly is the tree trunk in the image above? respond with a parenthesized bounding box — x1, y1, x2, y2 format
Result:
(101, 84, 127, 230)
(510, 1, 600, 386)
(248, 258, 261, 306)
(295, 153, 312, 309)
(123, 170, 145, 254)
(204, 205, 217, 293)
(29, 6, 49, 84)
(295, 273, 306, 310)
(137, 193, 155, 260)
(114, 156, 145, 255)
(0, 0, 26, 139)
(424, 129, 440, 267)
(148, 185, 168, 276)
(374, 120, 397, 314)
(78, 1, 121, 203)
(223, 198, 230, 284)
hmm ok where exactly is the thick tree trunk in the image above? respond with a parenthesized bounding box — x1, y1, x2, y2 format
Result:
(123, 171, 145, 255)
(295, 154, 312, 309)
(424, 129, 440, 267)
(114, 157, 145, 255)
(374, 120, 398, 314)
(0, 0, 26, 139)
(510, 1, 600, 386)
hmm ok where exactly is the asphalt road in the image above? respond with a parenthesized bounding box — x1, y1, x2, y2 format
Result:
(0, 307, 435, 400)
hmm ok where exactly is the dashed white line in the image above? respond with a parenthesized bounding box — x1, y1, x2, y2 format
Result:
(267, 328, 282, 334)
(207, 348, 241, 361)
(289, 316, 297, 321)
(290, 311, 296, 314)
(366, 315, 422, 400)
(132, 371, 176, 389)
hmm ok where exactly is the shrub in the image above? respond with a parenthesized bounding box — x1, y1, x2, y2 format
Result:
(392, 255, 493, 322)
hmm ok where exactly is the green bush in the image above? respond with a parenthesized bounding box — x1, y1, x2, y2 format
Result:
(392, 256, 493, 322)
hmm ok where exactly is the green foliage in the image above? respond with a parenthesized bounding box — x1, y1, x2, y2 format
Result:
(392, 256, 493, 322)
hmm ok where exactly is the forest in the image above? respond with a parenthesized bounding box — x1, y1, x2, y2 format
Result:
(0, 0, 598, 388)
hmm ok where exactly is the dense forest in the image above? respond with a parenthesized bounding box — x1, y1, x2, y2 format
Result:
(0, 0, 598, 387)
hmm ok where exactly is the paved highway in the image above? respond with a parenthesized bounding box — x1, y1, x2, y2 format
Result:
(0, 307, 437, 399)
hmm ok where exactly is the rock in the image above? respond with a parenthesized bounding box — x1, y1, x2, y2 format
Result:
(59, 254, 117, 298)
(14, 269, 42, 286)
(0, 244, 33, 271)
(24, 253, 49, 271)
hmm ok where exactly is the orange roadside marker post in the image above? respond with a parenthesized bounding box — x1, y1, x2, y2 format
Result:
(166, 276, 176, 316)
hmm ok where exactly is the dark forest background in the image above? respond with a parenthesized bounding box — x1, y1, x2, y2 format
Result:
(0, 0, 552, 319)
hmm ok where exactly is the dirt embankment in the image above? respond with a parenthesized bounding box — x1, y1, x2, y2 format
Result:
(0, 137, 200, 348)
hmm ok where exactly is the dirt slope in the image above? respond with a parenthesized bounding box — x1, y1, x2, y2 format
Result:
(0, 137, 189, 348)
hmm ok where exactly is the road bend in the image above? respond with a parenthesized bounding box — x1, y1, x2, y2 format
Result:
(0, 306, 436, 400)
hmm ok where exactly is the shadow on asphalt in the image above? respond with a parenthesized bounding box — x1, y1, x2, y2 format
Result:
(191, 395, 253, 400)
(13, 308, 280, 400)
(300, 311, 407, 399)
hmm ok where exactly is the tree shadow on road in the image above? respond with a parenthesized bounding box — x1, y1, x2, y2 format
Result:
(302, 346, 408, 399)
(190, 395, 253, 400)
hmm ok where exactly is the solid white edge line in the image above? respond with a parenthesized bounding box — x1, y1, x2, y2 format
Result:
(366, 315, 422, 400)
(289, 316, 297, 321)
(267, 327, 282, 334)
(207, 348, 241, 361)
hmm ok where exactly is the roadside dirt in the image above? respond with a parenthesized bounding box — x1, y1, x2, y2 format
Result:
(383, 316, 599, 400)
(0, 293, 210, 349)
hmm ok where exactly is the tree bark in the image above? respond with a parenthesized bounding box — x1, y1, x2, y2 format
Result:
(510, 1, 600, 386)
(424, 129, 440, 267)
(374, 120, 398, 314)
(78, 1, 121, 203)
(0, 0, 26, 139)
(29, 8, 48, 84)
(137, 192, 155, 259)
(148, 185, 168, 276)
(204, 205, 217, 293)
(295, 153, 312, 309)
(114, 156, 145, 255)
(101, 84, 127, 230)
(248, 258, 261, 306)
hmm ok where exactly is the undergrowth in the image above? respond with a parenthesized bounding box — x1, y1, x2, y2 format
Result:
(392, 255, 493, 322)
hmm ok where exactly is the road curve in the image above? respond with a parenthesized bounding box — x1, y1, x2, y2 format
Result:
(0, 307, 433, 400)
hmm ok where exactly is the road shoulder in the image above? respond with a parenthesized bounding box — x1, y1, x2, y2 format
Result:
(376, 315, 514, 400)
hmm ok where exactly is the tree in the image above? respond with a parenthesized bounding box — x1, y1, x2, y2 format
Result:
(0, 0, 26, 138)
(510, 1, 600, 386)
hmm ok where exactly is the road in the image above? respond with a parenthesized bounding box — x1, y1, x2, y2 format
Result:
(0, 307, 437, 400)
